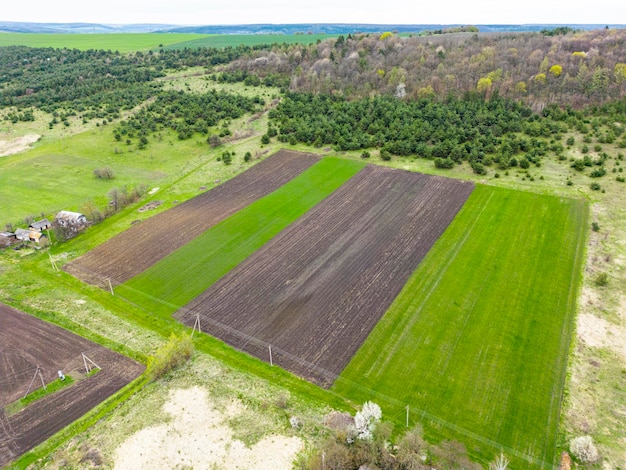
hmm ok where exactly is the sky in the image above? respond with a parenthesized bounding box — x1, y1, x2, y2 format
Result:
(1, 0, 624, 26)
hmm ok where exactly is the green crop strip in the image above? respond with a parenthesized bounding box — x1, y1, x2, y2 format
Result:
(333, 184, 588, 468)
(117, 157, 365, 317)
(0, 33, 207, 52)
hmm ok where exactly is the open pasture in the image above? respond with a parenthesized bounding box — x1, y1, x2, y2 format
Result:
(175, 165, 473, 386)
(0, 303, 144, 467)
(163, 33, 335, 50)
(0, 33, 206, 52)
(65, 150, 320, 286)
(334, 185, 588, 467)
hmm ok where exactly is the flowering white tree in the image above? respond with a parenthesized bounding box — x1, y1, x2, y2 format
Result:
(570, 436, 599, 463)
(353, 401, 382, 441)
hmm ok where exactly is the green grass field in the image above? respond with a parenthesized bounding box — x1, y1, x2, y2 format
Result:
(333, 184, 588, 467)
(117, 157, 365, 316)
(163, 33, 336, 50)
(0, 33, 207, 52)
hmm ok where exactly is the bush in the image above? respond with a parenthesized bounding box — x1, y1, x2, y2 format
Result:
(570, 436, 599, 463)
(93, 167, 114, 180)
(146, 333, 193, 381)
(361, 151, 370, 159)
(244, 151, 252, 162)
(591, 222, 600, 232)
(380, 149, 391, 161)
(261, 134, 270, 144)
(590, 167, 606, 178)
(471, 161, 487, 175)
(434, 157, 455, 169)
(594, 272, 609, 287)
(590, 182, 601, 191)
(222, 151, 232, 165)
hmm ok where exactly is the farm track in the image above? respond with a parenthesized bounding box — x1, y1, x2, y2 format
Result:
(176, 165, 474, 386)
(64, 149, 320, 287)
(0, 303, 144, 467)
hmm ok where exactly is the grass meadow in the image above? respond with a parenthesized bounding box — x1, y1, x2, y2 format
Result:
(117, 157, 365, 316)
(162, 33, 336, 50)
(333, 184, 588, 468)
(0, 33, 206, 52)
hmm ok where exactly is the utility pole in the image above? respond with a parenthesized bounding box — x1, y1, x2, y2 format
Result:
(268, 345, 273, 366)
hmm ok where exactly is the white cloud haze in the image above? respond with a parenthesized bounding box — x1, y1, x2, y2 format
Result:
(2, 0, 624, 25)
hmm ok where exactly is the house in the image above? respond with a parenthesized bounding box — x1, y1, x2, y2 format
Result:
(30, 218, 52, 231)
(14, 228, 47, 243)
(54, 211, 88, 228)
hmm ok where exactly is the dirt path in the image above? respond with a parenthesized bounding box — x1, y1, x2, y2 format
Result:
(0, 134, 40, 157)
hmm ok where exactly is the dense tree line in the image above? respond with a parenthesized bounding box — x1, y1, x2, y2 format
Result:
(270, 92, 571, 171)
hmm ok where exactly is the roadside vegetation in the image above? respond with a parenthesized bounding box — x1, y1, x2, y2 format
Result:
(1, 27, 625, 469)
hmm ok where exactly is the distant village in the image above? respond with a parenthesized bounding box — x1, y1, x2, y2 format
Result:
(0, 211, 88, 248)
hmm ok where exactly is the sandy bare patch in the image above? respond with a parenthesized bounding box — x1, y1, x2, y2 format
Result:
(113, 387, 302, 470)
(0, 134, 40, 157)
(577, 313, 626, 361)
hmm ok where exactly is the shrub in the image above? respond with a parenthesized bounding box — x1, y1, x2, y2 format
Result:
(570, 436, 599, 463)
(261, 134, 270, 144)
(361, 151, 370, 159)
(222, 151, 232, 165)
(93, 167, 114, 180)
(434, 157, 455, 169)
(146, 333, 193, 381)
(594, 272, 609, 287)
(590, 167, 606, 178)
(590, 182, 601, 191)
(471, 161, 487, 175)
(591, 222, 600, 232)
(380, 149, 391, 161)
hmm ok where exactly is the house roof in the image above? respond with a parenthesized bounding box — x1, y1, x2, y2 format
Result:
(30, 219, 51, 231)
(55, 210, 86, 221)
(14, 228, 31, 240)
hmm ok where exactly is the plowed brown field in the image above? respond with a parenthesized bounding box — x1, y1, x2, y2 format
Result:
(0, 303, 144, 467)
(64, 150, 320, 287)
(176, 166, 474, 386)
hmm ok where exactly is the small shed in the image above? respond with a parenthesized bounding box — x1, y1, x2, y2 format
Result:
(54, 211, 87, 228)
(30, 218, 52, 231)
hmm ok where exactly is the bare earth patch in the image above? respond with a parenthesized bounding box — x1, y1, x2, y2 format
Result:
(113, 387, 302, 470)
(577, 313, 626, 361)
(0, 134, 40, 157)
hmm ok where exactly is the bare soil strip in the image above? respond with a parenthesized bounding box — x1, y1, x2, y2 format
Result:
(176, 166, 474, 386)
(0, 303, 144, 467)
(64, 149, 320, 287)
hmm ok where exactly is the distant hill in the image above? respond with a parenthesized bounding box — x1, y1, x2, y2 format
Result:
(0, 22, 177, 34)
(0, 21, 624, 35)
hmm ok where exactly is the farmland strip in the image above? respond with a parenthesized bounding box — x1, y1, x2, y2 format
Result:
(117, 157, 366, 317)
(0, 303, 144, 467)
(176, 166, 474, 387)
(333, 185, 588, 467)
(64, 149, 320, 286)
